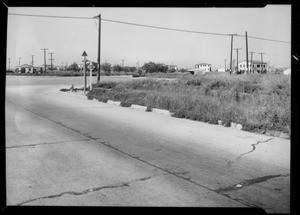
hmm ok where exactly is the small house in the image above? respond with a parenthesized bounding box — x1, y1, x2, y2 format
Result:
(238, 60, 268, 73)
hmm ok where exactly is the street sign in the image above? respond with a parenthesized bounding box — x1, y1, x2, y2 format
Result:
(88, 64, 95, 71)
(82, 51, 88, 57)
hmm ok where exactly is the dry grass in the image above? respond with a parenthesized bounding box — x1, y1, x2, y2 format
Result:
(87, 73, 290, 136)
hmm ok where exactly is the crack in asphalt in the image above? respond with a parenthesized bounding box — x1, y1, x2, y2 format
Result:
(227, 138, 273, 167)
(7, 101, 277, 208)
(214, 174, 290, 193)
(17, 174, 160, 206)
(6, 139, 90, 149)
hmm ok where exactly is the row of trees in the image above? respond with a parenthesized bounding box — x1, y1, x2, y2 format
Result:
(67, 61, 188, 74)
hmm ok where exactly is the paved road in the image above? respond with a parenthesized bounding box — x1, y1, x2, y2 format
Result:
(5, 76, 290, 212)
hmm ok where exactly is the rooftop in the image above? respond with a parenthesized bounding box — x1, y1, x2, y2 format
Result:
(195, 63, 211, 65)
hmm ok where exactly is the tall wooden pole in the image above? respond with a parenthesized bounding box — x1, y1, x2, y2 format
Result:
(230, 35, 233, 74)
(234, 48, 242, 73)
(245, 31, 249, 74)
(96, 14, 101, 82)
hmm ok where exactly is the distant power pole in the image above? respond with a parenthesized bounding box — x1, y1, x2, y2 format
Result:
(229, 34, 237, 74)
(234, 48, 242, 73)
(41, 48, 48, 73)
(259, 52, 265, 73)
(49, 52, 54, 70)
(18, 57, 21, 71)
(8, 58, 11, 70)
(93, 14, 101, 82)
(245, 31, 249, 74)
(249, 51, 255, 73)
(30, 55, 34, 72)
(224, 59, 227, 71)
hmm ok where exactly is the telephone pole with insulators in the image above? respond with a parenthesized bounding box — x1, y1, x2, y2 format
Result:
(49, 52, 54, 71)
(41, 48, 48, 73)
(234, 48, 242, 74)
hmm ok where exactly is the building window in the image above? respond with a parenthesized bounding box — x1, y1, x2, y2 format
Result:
(257, 65, 260, 68)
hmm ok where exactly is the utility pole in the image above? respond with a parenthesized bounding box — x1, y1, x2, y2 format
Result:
(229, 35, 233, 74)
(224, 59, 227, 71)
(245, 31, 249, 74)
(8, 58, 11, 70)
(259, 52, 265, 73)
(234, 48, 242, 74)
(94, 14, 101, 82)
(41, 48, 48, 73)
(31, 55, 34, 72)
(18, 57, 21, 72)
(49, 52, 54, 71)
(249, 51, 255, 73)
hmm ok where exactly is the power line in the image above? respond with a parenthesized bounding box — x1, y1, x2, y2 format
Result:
(8, 13, 291, 43)
(8, 13, 93, 20)
(235, 34, 290, 44)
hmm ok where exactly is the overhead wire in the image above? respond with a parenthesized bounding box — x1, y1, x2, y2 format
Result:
(8, 13, 291, 43)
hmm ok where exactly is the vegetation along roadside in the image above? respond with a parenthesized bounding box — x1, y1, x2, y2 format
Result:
(86, 72, 290, 138)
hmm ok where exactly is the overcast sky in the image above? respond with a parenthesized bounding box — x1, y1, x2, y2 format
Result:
(6, 5, 291, 70)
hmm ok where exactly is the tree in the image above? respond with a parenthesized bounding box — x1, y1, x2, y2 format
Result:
(112, 64, 123, 72)
(68, 62, 79, 71)
(101, 62, 112, 73)
(142, 62, 168, 73)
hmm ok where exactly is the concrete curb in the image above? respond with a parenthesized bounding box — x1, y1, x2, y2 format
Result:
(107, 100, 121, 106)
(130, 104, 148, 111)
(151, 108, 172, 116)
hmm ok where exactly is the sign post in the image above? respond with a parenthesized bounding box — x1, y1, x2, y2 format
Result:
(82, 51, 88, 94)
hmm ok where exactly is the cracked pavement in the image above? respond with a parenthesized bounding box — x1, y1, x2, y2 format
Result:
(5, 77, 290, 212)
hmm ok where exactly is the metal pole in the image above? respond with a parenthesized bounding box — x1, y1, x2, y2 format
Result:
(90, 63, 92, 91)
(224, 59, 226, 71)
(245, 31, 249, 74)
(84, 56, 86, 94)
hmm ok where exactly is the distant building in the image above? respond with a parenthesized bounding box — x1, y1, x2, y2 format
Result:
(238, 60, 268, 73)
(217, 68, 226, 72)
(167, 65, 178, 71)
(186, 63, 212, 75)
(283, 68, 291, 75)
(195, 63, 211, 72)
(15, 63, 33, 73)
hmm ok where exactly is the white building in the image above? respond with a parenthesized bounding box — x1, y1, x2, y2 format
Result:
(238, 60, 268, 73)
(195, 63, 211, 72)
(217, 68, 225, 72)
(283, 68, 291, 75)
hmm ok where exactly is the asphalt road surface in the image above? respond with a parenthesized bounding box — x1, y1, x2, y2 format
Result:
(5, 76, 290, 212)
